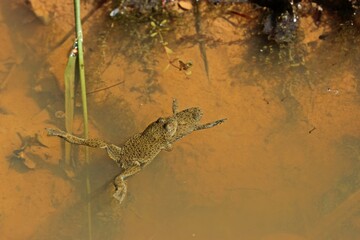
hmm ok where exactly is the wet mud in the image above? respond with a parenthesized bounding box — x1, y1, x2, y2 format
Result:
(0, 1, 360, 240)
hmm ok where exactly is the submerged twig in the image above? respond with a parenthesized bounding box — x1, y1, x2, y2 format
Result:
(193, 0, 210, 82)
(0, 62, 17, 91)
(86, 80, 125, 95)
(308, 127, 316, 134)
(226, 10, 254, 20)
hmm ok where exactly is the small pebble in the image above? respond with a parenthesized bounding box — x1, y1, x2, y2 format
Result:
(178, 1, 193, 10)
(24, 158, 36, 169)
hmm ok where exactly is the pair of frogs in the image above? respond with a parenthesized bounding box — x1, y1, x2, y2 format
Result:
(47, 99, 226, 204)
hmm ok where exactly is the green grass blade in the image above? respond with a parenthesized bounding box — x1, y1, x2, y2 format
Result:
(64, 50, 76, 167)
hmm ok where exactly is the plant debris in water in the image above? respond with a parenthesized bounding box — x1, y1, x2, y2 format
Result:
(8, 133, 48, 171)
(149, 17, 193, 75)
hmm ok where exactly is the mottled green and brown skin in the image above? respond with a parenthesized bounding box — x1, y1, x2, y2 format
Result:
(171, 99, 226, 142)
(46, 100, 226, 204)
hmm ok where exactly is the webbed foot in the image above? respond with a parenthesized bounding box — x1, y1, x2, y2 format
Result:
(46, 128, 66, 137)
(113, 175, 127, 204)
(195, 118, 227, 131)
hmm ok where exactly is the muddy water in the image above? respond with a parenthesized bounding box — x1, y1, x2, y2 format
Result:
(1, 1, 360, 240)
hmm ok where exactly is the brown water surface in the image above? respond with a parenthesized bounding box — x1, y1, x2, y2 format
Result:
(0, 1, 360, 240)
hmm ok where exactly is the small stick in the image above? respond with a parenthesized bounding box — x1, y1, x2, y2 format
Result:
(309, 127, 316, 134)
(0, 63, 17, 90)
(86, 80, 125, 95)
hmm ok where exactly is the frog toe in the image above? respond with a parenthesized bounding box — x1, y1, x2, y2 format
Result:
(113, 189, 126, 204)
(113, 176, 128, 204)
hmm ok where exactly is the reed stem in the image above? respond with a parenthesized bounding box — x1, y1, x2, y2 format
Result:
(74, 0, 92, 239)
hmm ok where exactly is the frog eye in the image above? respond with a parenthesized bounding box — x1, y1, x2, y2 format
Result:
(192, 109, 203, 120)
(164, 121, 177, 132)
(156, 118, 165, 123)
(164, 123, 173, 131)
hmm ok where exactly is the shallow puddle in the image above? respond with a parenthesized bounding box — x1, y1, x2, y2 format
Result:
(0, 1, 360, 240)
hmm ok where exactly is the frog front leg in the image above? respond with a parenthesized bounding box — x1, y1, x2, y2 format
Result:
(164, 143, 173, 151)
(194, 118, 227, 131)
(113, 165, 142, 203)
(172, 98, 179, 114)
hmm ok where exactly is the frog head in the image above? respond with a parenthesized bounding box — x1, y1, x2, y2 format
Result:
(175, 107, 203, 125)
(143, 116, 178, 141)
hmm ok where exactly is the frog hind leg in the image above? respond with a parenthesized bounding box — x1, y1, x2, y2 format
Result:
(194, 118, 227, 131)
(47, 128, 125, 163)
(113, 165, 142, 204)
(105, 144, 123, 163)
(46, 128, 109, 147)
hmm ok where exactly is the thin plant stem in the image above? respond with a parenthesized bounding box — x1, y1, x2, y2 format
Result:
(86, 80, 125, 95)
(74, 0, 92, 240)
(157, 31, 171, 60)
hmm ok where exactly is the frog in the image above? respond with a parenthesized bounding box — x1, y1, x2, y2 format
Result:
(46, 116, 177, 203)
(46, 99, 226, 203)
